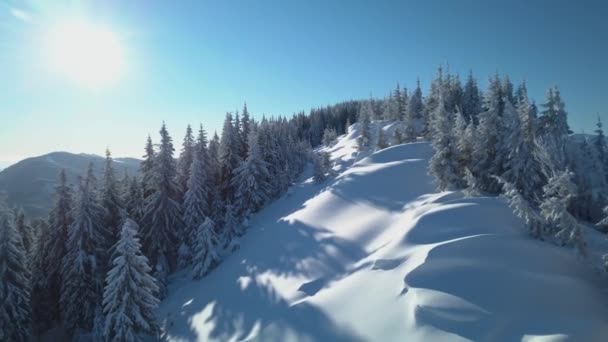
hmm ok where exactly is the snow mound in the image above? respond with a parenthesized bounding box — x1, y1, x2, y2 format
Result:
(158, 124, 608, 342)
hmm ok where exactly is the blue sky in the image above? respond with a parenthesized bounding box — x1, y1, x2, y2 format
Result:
(0, 0, 606, 164)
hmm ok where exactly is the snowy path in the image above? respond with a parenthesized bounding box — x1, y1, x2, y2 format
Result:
(158, 124, 608, 342)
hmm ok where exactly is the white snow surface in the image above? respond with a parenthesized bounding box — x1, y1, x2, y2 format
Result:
(158, 122, 608, 342)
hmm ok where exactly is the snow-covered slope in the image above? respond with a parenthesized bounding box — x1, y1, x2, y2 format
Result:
(158, 122, 608, 342)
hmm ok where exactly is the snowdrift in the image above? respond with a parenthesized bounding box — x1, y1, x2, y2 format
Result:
(158, 122, 608, 342)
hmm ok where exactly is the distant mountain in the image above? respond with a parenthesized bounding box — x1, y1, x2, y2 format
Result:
(0, 152, 140, 218)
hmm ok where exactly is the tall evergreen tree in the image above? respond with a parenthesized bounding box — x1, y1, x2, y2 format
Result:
(102, 219, 159, 342)
(13, 208, 33, 254)
(30, 219, 54, 334)
(102, 149, 125, 249)
(207, 132, 224, 224)
(141, 123, 182, 298)
(0, 205, 31, 342)
(219, 113, 243, 203)
(429, 96, 461, 190)
(45, 169, 73, 325)
(376, 126, 388, 150)
(404, 79, 423, 142)
(141, 136, 156, 200)
(124, 177, 145, 224)
(240, 103, 251, 159)
(233, 129, 271, 217)
(61, 164, 108, 337)
(357, 100, 373, 150)
(462, 71, 482, 122)
(180, 143, 209, 267)
(176, 125, 195, 200)
(191, 217, 221, 279)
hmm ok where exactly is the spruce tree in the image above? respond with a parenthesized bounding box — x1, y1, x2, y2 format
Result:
(125, 177, 144, 224)
(462, 71, 482, 122)
(376, 127, 388, 150)
(180, 144, 209, 267)
(241, 103, 251, 159)
(141, 136, 156, 199)
(141, 123, 182, 298)
(405, 79, 423, 142)
(357, 100, 373, 150)
(0, 205, 31, 342)
(191, 217, 221, 279)
(102, 219, 159, 342)
(102, 149, 125, 250)
(176, 125, 195, 200)
(233, 129, 271, 217)
(222, 203, 240, 247)
(61, 164, 108, 336)
(207, 132, 224, 225)
(219, 113, 243, 203)
(13, 208, 33, 254)
(46, 169, 73, 325)
(429, 96, 462, 190)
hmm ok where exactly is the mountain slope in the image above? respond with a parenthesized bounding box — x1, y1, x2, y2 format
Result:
(0, 152, 139, 217)
(158, 122, 608, 342)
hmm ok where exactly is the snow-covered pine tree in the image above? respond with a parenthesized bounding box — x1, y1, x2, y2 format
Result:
(444, 73, 463, 114)
(233, 129, 271, 218)
(376, 127, 388, 150)
(219, 113, 243, 203)
(404, 79, 423, 142)
(423, 66, 444, 137)
(207, 132, 224, 225)
(502, 98, 543, 200)
(141, 136, 156, 200)
(125, 177, 145, 224)
(30, 219, 53, 334)
(191, 217, 221, 279)
(539, 170, 586, 255)
(429, 96, 462, 190)
(497, 177, 544, 238)
(472, 75, 506, 194)
(61, 164, 108, 337)
(240, 103, 251, 159)
(594, 115, 608, 178)
(392, 125, 405, 145)
(102, 219, 159, 342)
(44, 169, 73, 327)
(141, 123, 182, 298)
(537, 87, 569, 172)
(322, 127, 338, 146)
(453, 110, 474, 179)
(313, 152, 331, 183)
(176, 125, 195, 201)
(462, 71, 482, 123)
(222, 203, 240, 247)
(13, 208, 33, 254)
(0, 203, 31, 342)
(180, 142, 209, 268)
(102, 149, 125, 250)
(357, 100, 373, 150)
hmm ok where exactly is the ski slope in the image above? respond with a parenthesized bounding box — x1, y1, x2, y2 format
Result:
(158, 122, 608, 342)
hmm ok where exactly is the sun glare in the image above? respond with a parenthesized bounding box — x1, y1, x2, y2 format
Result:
(45, 19, 125, 88)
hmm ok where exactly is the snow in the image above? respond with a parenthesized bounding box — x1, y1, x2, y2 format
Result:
(157, 122, 608, 342)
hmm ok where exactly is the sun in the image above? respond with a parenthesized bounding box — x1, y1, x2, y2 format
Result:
(45, 19, 125, 88)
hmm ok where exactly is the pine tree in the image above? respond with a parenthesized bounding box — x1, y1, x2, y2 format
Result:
(219, 113, 243, 203)
(313, 152, 331, 183)
(405, 79, 423, 142)
(222, 203, 240, 247)
(191, 217, 221, 280)
(392, 126, 405, 145)
(502, 99, 543, 200)
(103, 219, 159, 342)
(180, 144, 209, 267)
(594, 115, 607, 177)
(498, 177, 544, 238)
(176, 125, 195, 201)
(207, 132, 224, 225)
(45, 169, 73, 325)
(13, 208, 33, 254)
(0, 204, 31, 342)
(376, 127, 388, 150)
(429, 97, 462, 190)
(61, 164, 108, 336)
(102, 149, 125, 250)
(141, 136, 156, 199)
(241, 103, 251, 159)
(30, 219, 53, 334)
(540, 170, 586, 255)
(462, 71, 482, 122)
(357, 100, 373, 150)
(538, 87, 569, 171)
(233, 129, 271, 217)
(125, 177, 144, 224)
(141, 123, 182, 298)
(473, 76, 505, 193)
(454, 110, 474, 177)
(423, 66, 444, 137)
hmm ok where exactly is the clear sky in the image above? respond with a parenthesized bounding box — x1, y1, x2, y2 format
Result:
(1, 0, 606, 164)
